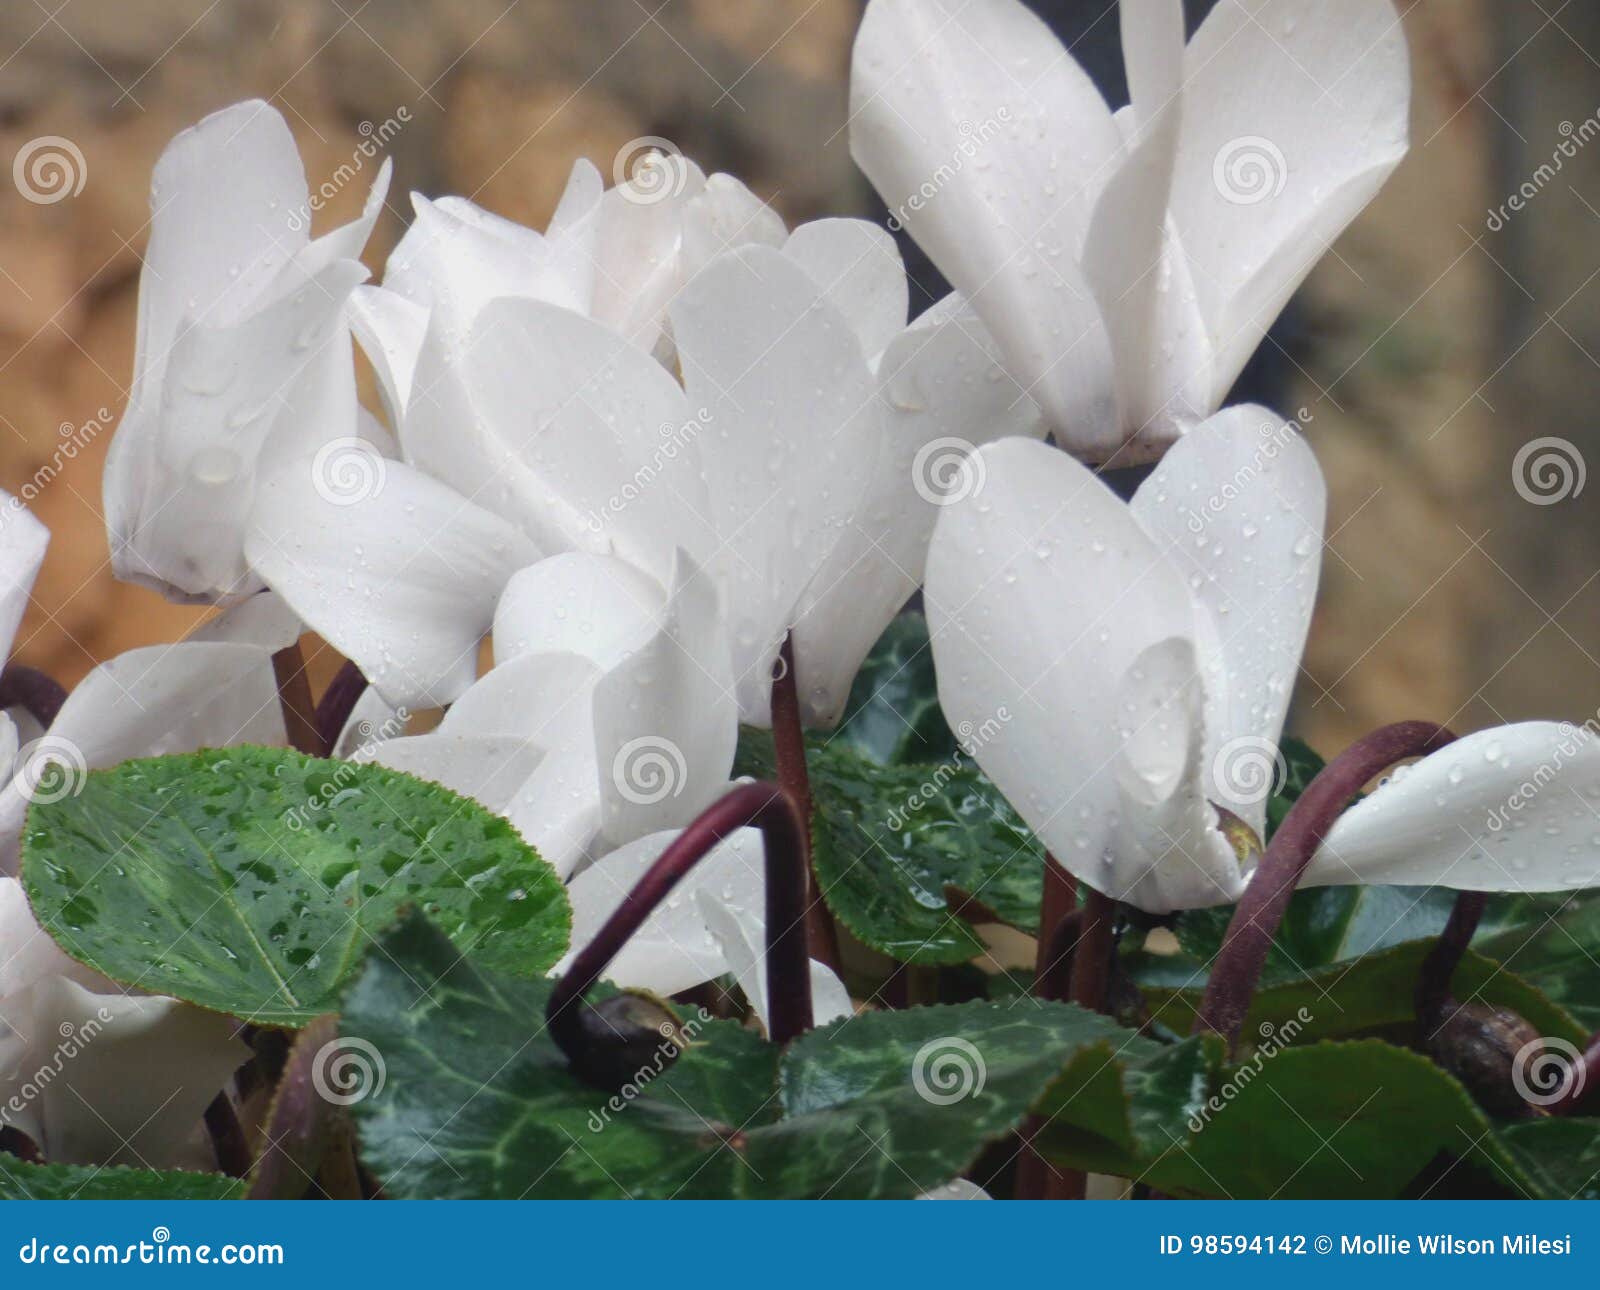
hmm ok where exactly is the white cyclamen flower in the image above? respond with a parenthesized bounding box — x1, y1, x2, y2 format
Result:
(850, 0, 1410, 463)
(105, 99, 390, 603)
(927, 412, 1600, 913)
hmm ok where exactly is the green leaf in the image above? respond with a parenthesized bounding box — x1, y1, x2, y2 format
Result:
(1088, 1040, 1538, 1199)
(22, 747, 570, 1027)
(833, 614, 959, 766)
(0, 1160, 243, 1200)
(737, 729, 1043, 963)
(1477, 893, 1600, 1031)
(1265, 736, 1325, 837)
(1497, 1118, 1600, 1199)
(346, 910, 1184, 1199)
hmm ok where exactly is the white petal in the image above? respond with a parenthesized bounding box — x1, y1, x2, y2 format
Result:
(782, 219, 908, 359)
(592, 551, 737, 848)
(694, 888, 852, 1033)
(364, 733, 546, 818)
(348, 285, 428, 430)
(1172, 0, 1410, 402)
(0, 495, 48, 656)
(1130, 405, 1324, 832)
(918, 1179, 991, 1200)
(591, 154, 709, 353)
(188, 590, 302, 651)
(248, 457, 539, 707)
(671, 245, 878, 721)
(0, 876, 103, 998)
(792, 296, 1045, 726)
(924, 437, 1201, 902)
(493, 554, 664, 668)
(849, 0, 1123, 452)
(1305, 723, 1600, 892)
(331, 685, 407, 760)
(561, 825, 763, 996)
(680, 174, 787, 281)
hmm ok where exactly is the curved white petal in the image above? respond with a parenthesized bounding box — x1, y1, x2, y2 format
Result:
(188, 590, 302, 651)
(0, 496, 48, 658)
(331, 684, 407, 760)
(1130, 405, 1324, 832)
(1171, 0, 1410, 402)
(492, 554, 664, 668)
(918, 1179, 992, 1200)
(849, 0, 1123, 453)
(924, 437, 1201, 902)
(680, 174, 787, 282)
(248, 457, 539, 707)
(364, 733, 546, 818)
(561, 826, 764, 996)
(694, 888, 852, 1033)
(592, 551, 736, 848)
(1305, 723, 1600, 892)
(782, 218, 908, 360)
(672, 245, 879, 721)
(349, 285, 428, 430)
(791, 296, 1046, 726)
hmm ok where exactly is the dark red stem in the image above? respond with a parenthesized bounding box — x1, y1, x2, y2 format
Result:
(1416, 889, 1488, 1038)
(547, 781, 813, 1061)
(0, 664, 67, 728)
(1550, 1034, 1600, 1116)
(1033, 853, 1078, 995)
(1069, 886, 1117, 1013)
(203, 1091, 252, 1178)
(271, 644, 321, 757)
(1194, 720, 1457, 1050)
(313, 660, 370, 758)
(770, 635, 842, 973)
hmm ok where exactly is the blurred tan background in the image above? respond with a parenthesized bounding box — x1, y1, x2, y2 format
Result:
(0, 0, 1595, 755)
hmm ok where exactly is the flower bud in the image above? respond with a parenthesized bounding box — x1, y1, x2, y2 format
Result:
(1427, 1001, 1546, 1118)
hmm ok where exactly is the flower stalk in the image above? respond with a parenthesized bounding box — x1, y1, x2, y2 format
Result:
(270, 644, 321, 757)
(547, 781, 813, 1089)
(1194, 721, 1457, 1051)
(313, 659, 370, 758)
(0, 663, 67, 728)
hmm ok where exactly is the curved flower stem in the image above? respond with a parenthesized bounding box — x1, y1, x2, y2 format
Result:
(548, 781, 813, 1083)
(0, 663, 67, 728)
(312, 660, 369, 758)
(270, 644, 321, 756)
(1416, 889, 1488, 1038)
(0, 1127, 42, 1164)
(1069, 887, 1117, 1014)
(203, 1091, 251, 1179)
(1194, 720, 1457, 1051)
(1550, 1034, 1600, 1116)
(769, 635, 842, 973)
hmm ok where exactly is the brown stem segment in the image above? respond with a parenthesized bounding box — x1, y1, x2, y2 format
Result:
(1194, 720, 1457, 1050)
(1416, 889, 1488, 1038)
(1550, 1034, 1600, 1116)
(313, 660, 370, 758)
(548, 781, 813, 1080)
(1016, 860, 1083, 1202)
(203, 1091, 252, 1179)
(770, 635, 841, 973)
(1033, 853, 1078, 995)
(271, 644, 321, 757)
(0, 664, 67, 729)
(1069, 886, 1117, 1014)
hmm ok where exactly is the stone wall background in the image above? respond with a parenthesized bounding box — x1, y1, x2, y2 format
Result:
(0, 0, 1594, 757)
